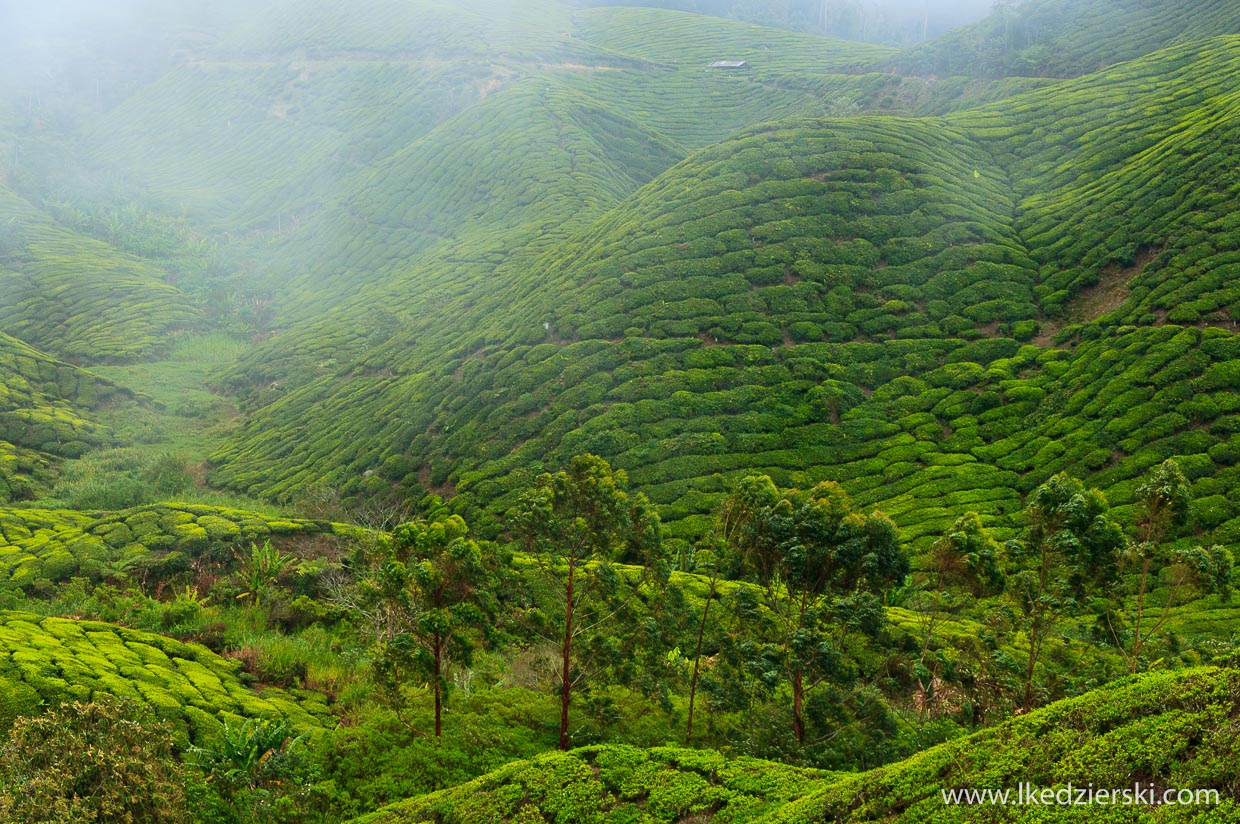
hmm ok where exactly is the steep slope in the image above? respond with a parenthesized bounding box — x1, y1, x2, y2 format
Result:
(0, 332, 127, 502)
(0, 611, 330, 745)
(0, 503, 347, 592)
(355, 666, 1240, 822)
(0, 183, 198, 362)
(208, 36, 1240, 548)
(955, 36, 1240, 325)
(894, 0, 1240, 79)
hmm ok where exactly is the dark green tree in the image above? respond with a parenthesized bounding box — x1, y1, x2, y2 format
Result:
(0, 697, 191, 823)
(1008, 473, 1125, 712)
(683, 539, 722, 747)
(684, 475, 769, 746)
(511, 454, 663, 750)
(730, 476, 907, 744)
(1107, 459, 1234, 673)
(344, 513, 491, 740)
(916, 511, 1003, 722)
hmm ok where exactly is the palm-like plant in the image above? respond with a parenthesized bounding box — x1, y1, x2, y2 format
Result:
(235, 540, 296, 608)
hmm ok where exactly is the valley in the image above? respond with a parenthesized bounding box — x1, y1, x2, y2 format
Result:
(1, 1, 1240, 821)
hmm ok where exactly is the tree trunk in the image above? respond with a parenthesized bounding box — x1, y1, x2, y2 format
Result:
(685, 573, 717, 746)
(792, 668, 805, 743)
(433, 632, 443, 741)
(1130, 557, 1151, 674)
(559, 558, 576, 750)
(1022, 612, 1040, 712)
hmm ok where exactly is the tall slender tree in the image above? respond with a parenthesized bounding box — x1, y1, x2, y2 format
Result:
(916, 512, 1003, 722)
(728, 476, 907, 744)
(345, 513, 490, 740)
(511, 454, 662, 750)
(1008, 473, 1125, 712)
(1107, 459, 1234, 673)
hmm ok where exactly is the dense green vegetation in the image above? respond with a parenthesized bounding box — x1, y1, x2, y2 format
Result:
(357, 665, 1240, 822)
(894, 0, 1240, 79)
(0, 332, 126, 501)
(204, 34, 1240, 555)
(1, 0, 1240, 821)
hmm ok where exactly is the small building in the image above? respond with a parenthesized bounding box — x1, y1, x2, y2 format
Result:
(707, 60, 748, 69)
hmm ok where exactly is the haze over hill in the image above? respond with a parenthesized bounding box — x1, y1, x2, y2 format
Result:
(1, 2, 1240, 821)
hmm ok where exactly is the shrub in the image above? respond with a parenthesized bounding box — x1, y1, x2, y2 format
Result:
(0, 697, 192, 823)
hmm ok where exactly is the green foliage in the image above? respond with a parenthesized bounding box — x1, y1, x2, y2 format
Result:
(235, 539, 297, 609)
(0, 696, 192, 824)
(188, 718, 317, 824)
(1007, 473, 1125, 710)
(0, 502, 345, 594)
(0, 611, 330, 743)
(511, 454, 665, 749)
(721, 475, 907, 742)
(343, 513, 492, 738)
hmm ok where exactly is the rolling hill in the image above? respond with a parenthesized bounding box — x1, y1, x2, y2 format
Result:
(0, 331, 129, 502)
(355, 665, 1240, 822)
(206, 34, 1240, 550)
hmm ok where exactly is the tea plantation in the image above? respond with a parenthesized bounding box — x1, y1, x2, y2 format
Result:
(1, 0, 1240, 821)
(204, 35, 1240, 550)
(355, 666, 1240, 823)
(0, 611, 329, 745)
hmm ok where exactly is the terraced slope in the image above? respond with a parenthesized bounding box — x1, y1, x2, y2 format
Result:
(0, 503, 348, 592)
(207, 36, 1240, 549)
(894, 0, 1240, 78)
(0, 332, 125, 502)
(354, 666, 1240, 823)
(354, 745, 830, 824)
(0, 611, 330, 745)
(0, 183, 198, 362)
(956, 36, 1240, 326)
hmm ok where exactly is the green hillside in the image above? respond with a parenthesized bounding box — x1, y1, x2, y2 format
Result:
(0, 611, 329, 746)
(2, 3, 1240, 819)
(0, 332, 128, 501)
(205, 35, 1240, 549)
(0, 183, 198, 362)
(894, 0, 1240, 79)
(355, 666, 1240, 823)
